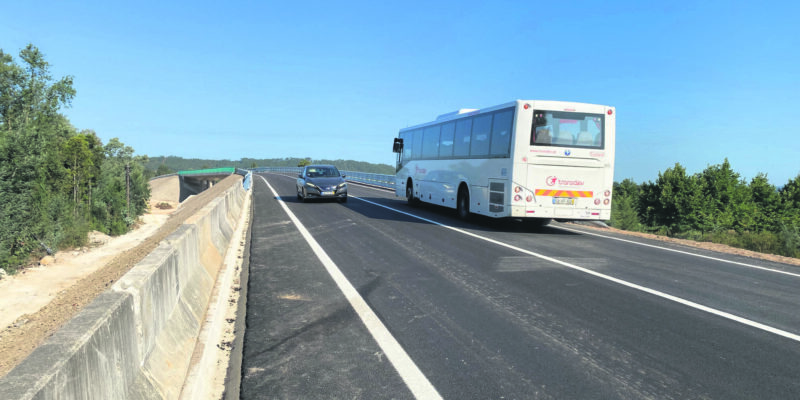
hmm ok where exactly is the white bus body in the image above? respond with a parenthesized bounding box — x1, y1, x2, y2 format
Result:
(393, 100, 615, 222)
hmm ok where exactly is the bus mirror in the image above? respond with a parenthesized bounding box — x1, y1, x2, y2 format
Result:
(392, 138, 404, 153)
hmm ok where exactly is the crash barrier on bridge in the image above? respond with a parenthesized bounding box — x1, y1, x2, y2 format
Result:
(237, 168, 252, 191)
(178, 167, 237, 176)
(341, 171, 395, 189)
(251, 167, 395, 190)
(0, 176, 248, 400)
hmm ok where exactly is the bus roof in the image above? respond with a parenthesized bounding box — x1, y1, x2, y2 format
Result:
(399, 100, 611, 133)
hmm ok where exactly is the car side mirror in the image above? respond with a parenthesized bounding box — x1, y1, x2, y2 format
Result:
(298, 174, 303, 178)
(342, 174, 346, 178)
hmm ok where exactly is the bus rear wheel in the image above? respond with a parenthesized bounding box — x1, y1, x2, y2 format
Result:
(457, 186, 470, 220)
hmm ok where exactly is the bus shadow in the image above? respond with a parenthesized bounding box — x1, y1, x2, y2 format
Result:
(349, 196, 580, 236)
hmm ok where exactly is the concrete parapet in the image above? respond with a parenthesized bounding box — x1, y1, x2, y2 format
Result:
(0, 180, 248, 399)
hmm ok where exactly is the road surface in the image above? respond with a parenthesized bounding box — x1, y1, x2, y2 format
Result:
(240, 172, 800, 399)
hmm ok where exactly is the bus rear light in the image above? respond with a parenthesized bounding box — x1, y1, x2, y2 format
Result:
(514, 186, 522, 193)
(603, 199, 610, 205)
(526, 195, 533, 202)
(594, 198, 601, 205)
(514, 195, 522, 202)
(607, 109, 613, 115)
(604, 190, 611, 197)
(524, 103, 530, 110)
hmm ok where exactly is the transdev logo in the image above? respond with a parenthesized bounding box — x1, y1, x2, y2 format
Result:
(546, 176, 585, 186)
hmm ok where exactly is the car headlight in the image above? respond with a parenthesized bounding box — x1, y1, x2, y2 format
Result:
(305, 182, 318, 190)
(337, 182, 347, 190)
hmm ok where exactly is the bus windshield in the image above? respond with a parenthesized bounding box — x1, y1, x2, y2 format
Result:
(530, 110, 604, 149)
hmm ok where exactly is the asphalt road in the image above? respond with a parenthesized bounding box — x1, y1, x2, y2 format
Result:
(240, 173, 800, 399)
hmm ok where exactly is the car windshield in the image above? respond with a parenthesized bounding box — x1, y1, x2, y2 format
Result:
(306, 167, 340, 178)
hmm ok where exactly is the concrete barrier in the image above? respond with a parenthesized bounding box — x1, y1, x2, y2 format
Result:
(0, 180, 247, 399)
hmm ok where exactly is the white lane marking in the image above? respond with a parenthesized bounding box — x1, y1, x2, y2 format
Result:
(351, 195, 800, 344)
(257, 175, 443, 400)
(553, 225, 800, 279)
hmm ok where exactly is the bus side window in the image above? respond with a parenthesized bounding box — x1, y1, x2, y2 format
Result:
(422, 125, 441, 159)
(439, 122, 455, 158)
(470, 114, 492, 156)
(411, 129, 422, 160)
(454, 119, 472, 157)
(490, 109, 513, 157)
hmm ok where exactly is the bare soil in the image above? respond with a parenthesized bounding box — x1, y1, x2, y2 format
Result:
(0, 174, 242, 378)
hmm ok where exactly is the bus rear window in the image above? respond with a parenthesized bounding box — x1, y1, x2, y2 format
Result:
(531, 110, 604, 149)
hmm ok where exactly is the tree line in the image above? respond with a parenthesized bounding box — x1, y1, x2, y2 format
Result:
(147, 156, 395, 175)
(611, 159, 800, 258)
(1, 45, 150, 272)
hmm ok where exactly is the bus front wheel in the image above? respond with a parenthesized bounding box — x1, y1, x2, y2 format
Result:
(457, 186, 470, 220)
(406, 180, 417, 206)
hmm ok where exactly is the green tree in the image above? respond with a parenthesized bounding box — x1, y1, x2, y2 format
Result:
(62, 134, 94, 210)
(779, 175, 800, 226)
(0, 45, 76, 270)
(697, 159, 758, 233)
(156, 164, 174, 176)
(93, 138, 149, 234)
(610, 179, 642, 231)
(0, 45, 75, 130)
(653, 163, 705, 234)
(297, 158, 311, 167)
(748, 173, 780, 233)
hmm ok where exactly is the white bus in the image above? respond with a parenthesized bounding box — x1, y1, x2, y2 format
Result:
(392, 100, 615, 224)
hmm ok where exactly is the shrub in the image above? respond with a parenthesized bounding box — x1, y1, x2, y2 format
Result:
(779, 224, 800, 258)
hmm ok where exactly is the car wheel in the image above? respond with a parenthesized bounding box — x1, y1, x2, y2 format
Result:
(301, 188, 308, 203)
(457, 186, 470, 221)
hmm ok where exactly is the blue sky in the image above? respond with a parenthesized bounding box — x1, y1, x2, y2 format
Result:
(2, 1, 798, 185)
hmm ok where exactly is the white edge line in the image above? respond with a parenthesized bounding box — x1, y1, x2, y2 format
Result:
(257, 175, 443, 400)
(553, 225, 800, 279)
(350, 195, 800, 344)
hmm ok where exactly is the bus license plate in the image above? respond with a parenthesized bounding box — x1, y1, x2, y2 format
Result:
(322, 191, 335, 196)
(553, 197, 574, 205)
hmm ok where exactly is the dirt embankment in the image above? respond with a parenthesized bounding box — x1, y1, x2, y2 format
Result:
(0, 174, 242, 378)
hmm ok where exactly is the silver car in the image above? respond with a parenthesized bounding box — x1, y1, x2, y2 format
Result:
(296, 165, 348, 203)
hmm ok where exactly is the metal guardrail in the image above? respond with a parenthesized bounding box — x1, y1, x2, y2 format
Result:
(251, 167, 396, 190)
(251, 167, 302, 174)
(341, 171, 395, 190)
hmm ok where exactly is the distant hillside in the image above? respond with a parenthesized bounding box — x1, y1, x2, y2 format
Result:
(146, 156, 395, 175)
